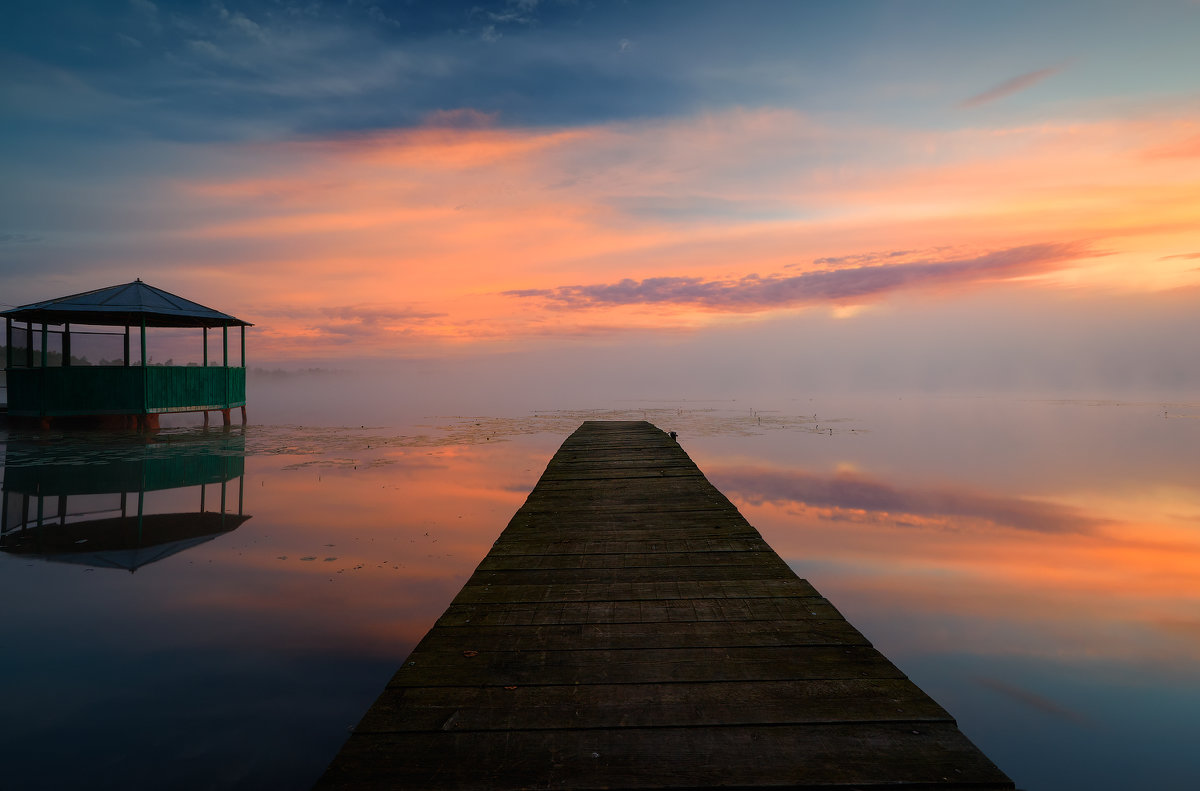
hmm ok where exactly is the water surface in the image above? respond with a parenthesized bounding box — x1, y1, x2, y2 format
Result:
(2, 390, 1197, 790)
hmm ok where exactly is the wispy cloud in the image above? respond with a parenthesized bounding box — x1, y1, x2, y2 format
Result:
(0, 233, 41, 244)
(505, 242, 1093, 312)
(249, 303, 448, 345)
(960, 65, 1065, 108)
(320, 305, 446, 325)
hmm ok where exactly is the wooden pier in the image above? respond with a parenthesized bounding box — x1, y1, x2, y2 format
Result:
(317, 421, 1013, 790)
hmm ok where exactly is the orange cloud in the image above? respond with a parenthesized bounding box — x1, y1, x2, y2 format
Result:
(156, 105, 1200, 358)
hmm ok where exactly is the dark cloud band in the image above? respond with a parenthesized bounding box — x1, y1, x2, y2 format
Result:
(505, 242, 1092, 312)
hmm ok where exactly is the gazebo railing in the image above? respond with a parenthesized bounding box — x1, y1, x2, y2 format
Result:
(5, 365, 246, 417)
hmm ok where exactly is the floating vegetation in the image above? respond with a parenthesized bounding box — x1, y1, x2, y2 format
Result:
(0, 403, 862, 472)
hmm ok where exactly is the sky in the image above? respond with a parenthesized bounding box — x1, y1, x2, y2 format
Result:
(2, 0, 1198, 394)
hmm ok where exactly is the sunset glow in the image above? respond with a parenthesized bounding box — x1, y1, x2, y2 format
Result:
(3, 1, 1198, 381)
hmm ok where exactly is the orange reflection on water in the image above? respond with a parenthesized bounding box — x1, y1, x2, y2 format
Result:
(121, 439, 551, 661)
(714, 464, 1200, 669)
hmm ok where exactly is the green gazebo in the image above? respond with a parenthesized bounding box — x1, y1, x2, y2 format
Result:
(3, 280, 252, 428)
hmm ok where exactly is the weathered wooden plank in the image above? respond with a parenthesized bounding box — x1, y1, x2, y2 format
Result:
(476, 550, 786, 570)
(486, 536, 771, 556)
(355, 678, 953, 732)
(466, 563, 796, 585)
(319, 723, 1012, 790)
(450, 578, 817, 605)
(316, 421, 1013, 790)
(436, 595, 840, 627)
(411, 619, 870, 652)
(491, 529, 763, 547)
(389, 645, 905, 687)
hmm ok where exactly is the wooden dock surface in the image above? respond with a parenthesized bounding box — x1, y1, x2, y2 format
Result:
(317, 421, 1013, 790)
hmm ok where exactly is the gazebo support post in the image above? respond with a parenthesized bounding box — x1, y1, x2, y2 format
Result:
(240, 325, 247, 424)
(124, 326, 130, 367)
(203, 327, 208, 367)
(25, 322, 33, 368)
(63, 323, 71, 366)
(5, 317, 11, 369)
(139, 317, 148, 429)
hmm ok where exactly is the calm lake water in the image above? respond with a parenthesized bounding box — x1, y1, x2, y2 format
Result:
(2, 379, 1198, 790)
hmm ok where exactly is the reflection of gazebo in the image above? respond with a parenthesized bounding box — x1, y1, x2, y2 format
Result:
(2, 280, 251, 429)
(1, 433, 249, 572)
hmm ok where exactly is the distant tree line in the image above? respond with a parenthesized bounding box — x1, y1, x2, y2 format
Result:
(0, 345, 206, 367)
(0, 344, 98, 366)
(1, 347, 325, 372)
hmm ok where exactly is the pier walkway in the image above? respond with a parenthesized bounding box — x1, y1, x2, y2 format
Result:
(317, 421, 1013, 789)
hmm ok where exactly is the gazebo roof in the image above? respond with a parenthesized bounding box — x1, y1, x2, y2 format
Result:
(1, 280, 252, 328)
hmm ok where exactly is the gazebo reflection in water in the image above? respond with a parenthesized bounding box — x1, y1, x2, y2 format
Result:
(1, 430, 249, 572)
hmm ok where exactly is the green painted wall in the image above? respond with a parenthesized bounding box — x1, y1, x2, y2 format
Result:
(5, 366, 246, 416)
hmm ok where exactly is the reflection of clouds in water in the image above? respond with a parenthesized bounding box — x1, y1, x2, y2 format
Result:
(712, 466, 1108, 534)
(975, 676, 1093, 726)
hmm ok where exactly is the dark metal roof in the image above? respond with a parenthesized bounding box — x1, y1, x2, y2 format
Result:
(1, 280, 252, 328)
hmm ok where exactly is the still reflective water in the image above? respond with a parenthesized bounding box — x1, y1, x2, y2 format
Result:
(1, 388, 1197, 790)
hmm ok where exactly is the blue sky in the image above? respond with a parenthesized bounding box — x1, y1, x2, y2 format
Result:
(8, 0, 1197, 141)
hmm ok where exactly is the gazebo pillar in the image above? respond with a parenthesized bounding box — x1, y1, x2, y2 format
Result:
(140, 317, 148, 426)
(5, 317, 11, 369)
(203, 327, 208, 367)
(63, 323, 71, 366)
(221, 326, 232, 425)
(240, 325, 247, 424)
(124, 326, 130, 367)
